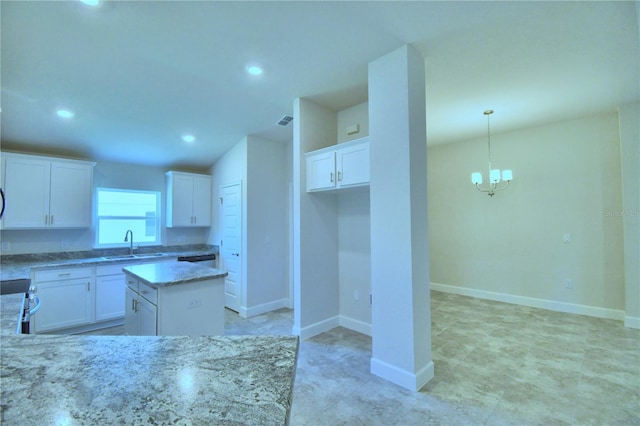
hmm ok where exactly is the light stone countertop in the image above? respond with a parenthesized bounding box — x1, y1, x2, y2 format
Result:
(0, 244, 218, 281)
(123, 262, 228, 287)
(1, 333, 299, 425)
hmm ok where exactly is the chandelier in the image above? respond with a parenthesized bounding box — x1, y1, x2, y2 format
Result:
(471, 110, 513, 197)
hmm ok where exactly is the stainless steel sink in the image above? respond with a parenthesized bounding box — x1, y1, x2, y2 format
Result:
(136, 253, 167, 259)
(101, 253, 167, 260)
(102, 254, 137, 260)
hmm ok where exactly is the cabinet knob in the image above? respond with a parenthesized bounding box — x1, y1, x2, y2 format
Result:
(232, 253, 239, 257)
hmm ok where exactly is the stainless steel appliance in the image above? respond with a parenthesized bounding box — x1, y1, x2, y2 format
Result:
(177, 253, 216, 268)
(21, 288, 41, 334)
(1, 279, 41, 334)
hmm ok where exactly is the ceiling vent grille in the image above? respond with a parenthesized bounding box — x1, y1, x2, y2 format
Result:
(277, 115, 293, 126)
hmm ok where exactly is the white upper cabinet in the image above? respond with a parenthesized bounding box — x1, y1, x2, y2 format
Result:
(306, 137, 369, 192)
(2, 153, 94, 229)
(166, 171, 212, 227)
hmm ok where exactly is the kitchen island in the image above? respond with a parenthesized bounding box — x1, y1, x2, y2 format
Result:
(123, 262, 227, 336)
(0, 294, 299, 425)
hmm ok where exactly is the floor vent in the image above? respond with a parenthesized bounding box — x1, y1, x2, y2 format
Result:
(277, 115, 293, 126)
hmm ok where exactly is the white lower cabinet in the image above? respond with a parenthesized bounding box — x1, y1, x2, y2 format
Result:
(124, 271, 225, 336)
(32, 259, 176, 334)
(125, 285, 157, 336)
(32, 267, 94, 333)
(95, 274, 127, 322)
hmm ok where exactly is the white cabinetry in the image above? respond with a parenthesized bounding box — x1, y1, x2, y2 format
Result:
(124, 269, 225, 336)
(95, 263, 131, 322)
(32, 258, 177, 334)
(125, 279, 157, 336)
(166, 171, 212, 227)
(306, 137, 369, 192)
(32, 267, 94, 333)
(2, 153, 94, 229)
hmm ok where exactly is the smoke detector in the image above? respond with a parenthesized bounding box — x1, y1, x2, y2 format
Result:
(277, 115, 293, 126)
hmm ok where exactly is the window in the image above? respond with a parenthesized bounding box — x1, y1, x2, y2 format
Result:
(96, 188, 161, 248)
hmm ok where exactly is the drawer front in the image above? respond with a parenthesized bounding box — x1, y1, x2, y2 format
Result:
(125, 275, 138, 292)
(138, 281, 158, 305)
(34, 267, 93, 282)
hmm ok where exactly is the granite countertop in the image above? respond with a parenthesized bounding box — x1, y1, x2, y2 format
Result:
(1, 333, 299, 425)
(1, 293, 23, 335)
(0, 244, 219, 281)
(124, 262, 227, 288)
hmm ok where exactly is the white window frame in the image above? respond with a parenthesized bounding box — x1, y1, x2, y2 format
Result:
(95, 187, 162, 249)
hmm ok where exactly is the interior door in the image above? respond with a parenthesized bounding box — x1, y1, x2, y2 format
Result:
(220, 182, 242, 312)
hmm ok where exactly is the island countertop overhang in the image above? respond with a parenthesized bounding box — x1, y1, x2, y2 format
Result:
(123, 262, 228, 288)
(1, 333, 299, 425)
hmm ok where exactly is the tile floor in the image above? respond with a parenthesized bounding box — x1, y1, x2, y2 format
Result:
(83, 291, 640, 425)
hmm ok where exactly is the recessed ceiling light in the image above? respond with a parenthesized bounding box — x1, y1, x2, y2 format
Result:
(56, 109, 75, 119)
(246, 64, 263, 76)
(181, 134, 196, 143)
(80, 0, 100, 6)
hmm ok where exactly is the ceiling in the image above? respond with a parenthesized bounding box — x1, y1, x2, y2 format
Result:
(1, 1, 638, 170)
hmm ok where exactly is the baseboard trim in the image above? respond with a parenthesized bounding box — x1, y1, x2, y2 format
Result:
(370, 357, 434, 392)
(241, 298, 290, 318)
(624, 316, 640, 329)
(297, 315, 340, 340)
(431, 282, 625, 322)
(339, 315, 372, 336)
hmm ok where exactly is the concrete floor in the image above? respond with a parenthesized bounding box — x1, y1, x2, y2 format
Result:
(86, 291, 640, 425)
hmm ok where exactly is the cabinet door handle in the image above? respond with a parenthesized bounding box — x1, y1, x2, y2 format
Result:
(45, 214, 48, 225)
(127, 280, 135, 285)
(51, 215, 54, 225)
(58, 273, 71, 277)
(141, 289, 148, 295)
(132, 298, 138, 312)
(338, 171, 343, 182)
(330, 172, 335, 183)
(87, 282, 91, 291)
(194, 216, 197, 224)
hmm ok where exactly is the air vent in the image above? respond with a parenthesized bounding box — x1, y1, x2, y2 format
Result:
(277, 115, 293, 126)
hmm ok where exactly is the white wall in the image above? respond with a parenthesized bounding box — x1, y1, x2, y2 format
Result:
(336, 102, 372, 333)
(337, 102, 369, 144)
(209, 136, 289, 317)
(292, 97, 339, 337)
(427, 112, 626, 319)
(1, 159, 209, 254)
(246, 136, 289, 312)
(209, 138, 248, 308)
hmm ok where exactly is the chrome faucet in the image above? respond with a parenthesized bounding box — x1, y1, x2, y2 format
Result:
(124, 230, 134, 255)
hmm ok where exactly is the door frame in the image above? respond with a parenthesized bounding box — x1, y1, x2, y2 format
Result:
(220, 181, 243, 313)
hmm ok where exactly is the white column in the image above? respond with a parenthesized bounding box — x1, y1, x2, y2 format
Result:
(368, 45, 433, 391)
(618, 102, 640, 329)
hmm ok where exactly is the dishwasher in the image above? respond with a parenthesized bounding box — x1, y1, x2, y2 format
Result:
(177, 253, 216, 268)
